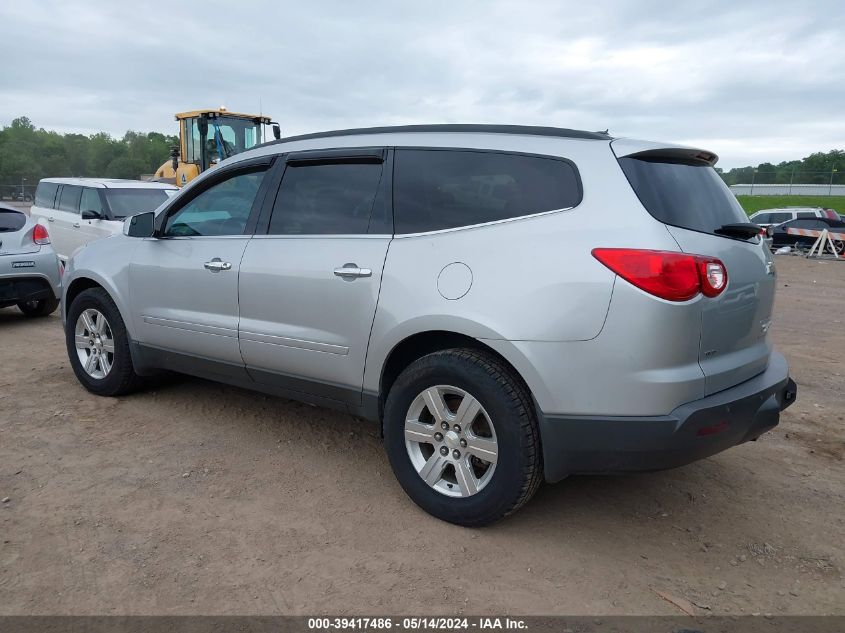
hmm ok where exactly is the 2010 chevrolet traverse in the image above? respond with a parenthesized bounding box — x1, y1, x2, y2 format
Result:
(61, 124, 796, 526)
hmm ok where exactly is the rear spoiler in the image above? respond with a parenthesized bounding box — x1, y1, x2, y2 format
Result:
(611, 138, 718, 166)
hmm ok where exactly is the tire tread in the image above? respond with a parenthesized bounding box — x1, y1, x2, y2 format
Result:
(66, 288, 143, 396)
(385, 347, 543, 526)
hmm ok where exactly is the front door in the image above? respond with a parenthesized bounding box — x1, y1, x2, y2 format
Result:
(129, 162, 271, 365)
(78, 187, 114, 246)
(238, 149, 391, 405)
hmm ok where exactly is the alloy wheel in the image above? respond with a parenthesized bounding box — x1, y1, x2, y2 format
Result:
(74, 308, 115, 379)
(404, 385, 498, 498)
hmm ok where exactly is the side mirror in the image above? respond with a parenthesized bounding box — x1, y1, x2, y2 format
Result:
(272, 123, 281, 140)
(81, 209, 101, 220)
(124, 211, 156, 238)
(169, 145, 180, 172)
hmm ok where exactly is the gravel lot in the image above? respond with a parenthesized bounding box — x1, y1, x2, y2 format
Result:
(0, 256, 842, 615)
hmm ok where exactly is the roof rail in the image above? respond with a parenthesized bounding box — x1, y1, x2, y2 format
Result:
(258, 124, 611, 148)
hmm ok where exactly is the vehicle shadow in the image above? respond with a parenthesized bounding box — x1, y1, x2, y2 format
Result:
(142, 372, 784, 545)
(0, 308, 61, 328)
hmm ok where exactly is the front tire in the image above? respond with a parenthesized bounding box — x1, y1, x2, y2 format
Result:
(65, 288, 142, 396)
(384, 348, 542, 526)
(17, 297, 59, 317)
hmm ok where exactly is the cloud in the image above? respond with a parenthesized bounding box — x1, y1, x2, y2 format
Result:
(0, 0, 842, 167)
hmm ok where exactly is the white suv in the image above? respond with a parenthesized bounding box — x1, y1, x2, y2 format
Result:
(749, 207, 839, 227)
(30, 178, 177, 261)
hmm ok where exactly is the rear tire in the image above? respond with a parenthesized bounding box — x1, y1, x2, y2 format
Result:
(17, 297, 59, 317)
(384, 348, 542, 526)
(65, 288, 143, 396)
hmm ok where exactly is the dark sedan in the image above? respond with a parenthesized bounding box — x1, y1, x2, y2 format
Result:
(772, 217, 845, 255)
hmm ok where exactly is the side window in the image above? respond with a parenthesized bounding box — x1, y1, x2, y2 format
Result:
(34, 182, 59, 208)
(57, 185, 82, 214)
(754, 213, 771, 224)
(394, 149, 581, 234)
(268, 161, 383, 235)
(771, 213, 791, 223)
(80, 188, 104, 215)
(790, 219, 823, 229)
(163, 167, 267, 237)
(796, 212, 817, 219)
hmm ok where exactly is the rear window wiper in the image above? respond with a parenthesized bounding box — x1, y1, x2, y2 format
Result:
(714, 223, 762, 240)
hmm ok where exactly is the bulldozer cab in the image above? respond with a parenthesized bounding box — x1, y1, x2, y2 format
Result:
(155, 108, 279, 187)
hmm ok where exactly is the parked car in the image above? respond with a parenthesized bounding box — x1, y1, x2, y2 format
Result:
(30, 178, 177, 261)
(749, 207, 838, 227)
(0, 203, 62, 317)
(61, 124, 796, 526)
(772, 217, 845, 254)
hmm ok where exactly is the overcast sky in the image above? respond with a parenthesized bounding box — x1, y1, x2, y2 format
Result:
(1, 0, 842, 168)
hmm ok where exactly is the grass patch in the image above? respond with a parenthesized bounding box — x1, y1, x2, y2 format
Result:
(736, 195, 845, 216)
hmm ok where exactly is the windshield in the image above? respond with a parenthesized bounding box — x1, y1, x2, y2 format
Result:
(105, 189, 171, 219)
(185, 116, 263, 164)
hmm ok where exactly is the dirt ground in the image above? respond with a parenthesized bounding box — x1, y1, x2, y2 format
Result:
(0, 256, 842, 615)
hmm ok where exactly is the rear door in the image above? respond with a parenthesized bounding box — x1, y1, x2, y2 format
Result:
(238, 148, 391, 407)
(614, 143, 776, 395)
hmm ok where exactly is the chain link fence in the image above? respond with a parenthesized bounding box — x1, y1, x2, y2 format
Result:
(723, 169, 844, 196)
(0, 183, 37, 202)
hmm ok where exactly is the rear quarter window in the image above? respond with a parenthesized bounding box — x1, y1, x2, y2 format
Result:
(34, 182, 59, 208)
(393, 149, 582, 234)
(618, 156, 748, 235)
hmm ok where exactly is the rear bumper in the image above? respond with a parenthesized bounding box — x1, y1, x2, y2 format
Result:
(0, 275, 57, 305)
(540, 351, 796, 482)
(0, 249, 62, 305)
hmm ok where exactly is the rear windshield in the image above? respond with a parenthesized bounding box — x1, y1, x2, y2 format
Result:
(0, 210, 26, 232)
(105, 189, 171, 219)
(618, 156, 748, 235)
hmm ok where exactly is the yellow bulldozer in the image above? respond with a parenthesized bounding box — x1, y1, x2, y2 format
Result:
(154, 108, 280, 187)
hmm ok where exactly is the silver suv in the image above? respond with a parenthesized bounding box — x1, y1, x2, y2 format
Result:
(61, 125, 796, 526)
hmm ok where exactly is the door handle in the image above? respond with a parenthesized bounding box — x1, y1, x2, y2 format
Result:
(204, 258, 232, 272)
(73, 222, 80, 228)
(48, 217, 54, 222)
(333, 263, 372, 279)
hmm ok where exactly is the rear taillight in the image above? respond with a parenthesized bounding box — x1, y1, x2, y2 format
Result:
(698, 258, 728, 297)
(592, 248, 728, 302)
(33, 223, 50, 245)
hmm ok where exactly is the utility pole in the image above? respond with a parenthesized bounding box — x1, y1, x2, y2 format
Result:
(20, 177, 26, 199)
(788, 166, 795, 195)
(830, 168, 838, 195)
(751, 168, 757, 195)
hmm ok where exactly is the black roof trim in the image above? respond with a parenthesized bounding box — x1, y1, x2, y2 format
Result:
(259, 124, 611, 148)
